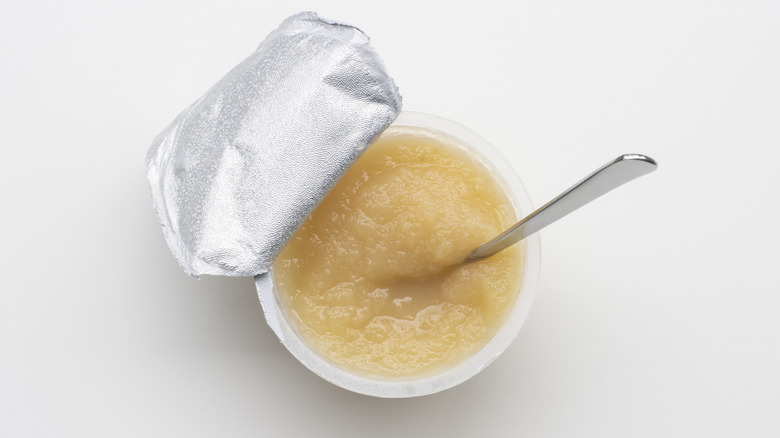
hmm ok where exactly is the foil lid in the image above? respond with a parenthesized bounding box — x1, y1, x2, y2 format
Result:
(146, 12, 402, 278)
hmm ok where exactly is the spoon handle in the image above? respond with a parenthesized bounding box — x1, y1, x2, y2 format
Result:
(466, 154, 658, 261)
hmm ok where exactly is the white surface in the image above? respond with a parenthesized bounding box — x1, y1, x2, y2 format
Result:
(1, 0, 778, 436)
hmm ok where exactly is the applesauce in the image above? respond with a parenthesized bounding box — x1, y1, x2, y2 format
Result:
(272, 125, 524, 378)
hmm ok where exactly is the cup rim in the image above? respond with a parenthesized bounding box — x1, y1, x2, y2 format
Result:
(265, 111, 541, 397)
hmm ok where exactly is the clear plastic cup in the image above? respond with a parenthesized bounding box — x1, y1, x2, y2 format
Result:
(257, 111, 541, 397)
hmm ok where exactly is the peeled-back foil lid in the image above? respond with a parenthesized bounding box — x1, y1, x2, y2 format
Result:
(146, 12, 402, 277)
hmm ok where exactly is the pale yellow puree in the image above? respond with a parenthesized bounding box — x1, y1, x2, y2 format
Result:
(273, 130, 524, 378)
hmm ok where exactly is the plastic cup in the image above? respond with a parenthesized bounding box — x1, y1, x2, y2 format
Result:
(256, 111, 541, 397)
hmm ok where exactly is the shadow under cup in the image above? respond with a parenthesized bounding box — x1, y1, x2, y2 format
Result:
(258, 111, 541, 398)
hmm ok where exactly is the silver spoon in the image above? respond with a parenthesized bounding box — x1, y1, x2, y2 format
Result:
(465, 154, 657, 261)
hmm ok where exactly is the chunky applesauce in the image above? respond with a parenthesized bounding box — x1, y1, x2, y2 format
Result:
(272, 128, 524, 378)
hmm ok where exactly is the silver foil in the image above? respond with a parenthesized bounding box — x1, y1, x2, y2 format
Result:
(146, 12, 402, 277)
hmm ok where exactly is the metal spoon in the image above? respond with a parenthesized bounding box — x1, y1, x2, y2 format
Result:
(465, 154, 657, 261)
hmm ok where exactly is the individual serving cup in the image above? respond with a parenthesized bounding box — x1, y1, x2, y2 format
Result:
(256, 111, 541, 397)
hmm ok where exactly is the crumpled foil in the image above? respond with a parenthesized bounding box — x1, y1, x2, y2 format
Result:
(146, 12, 402, 278)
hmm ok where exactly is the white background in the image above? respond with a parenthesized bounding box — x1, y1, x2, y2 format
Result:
(1, 1, 778, 436)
